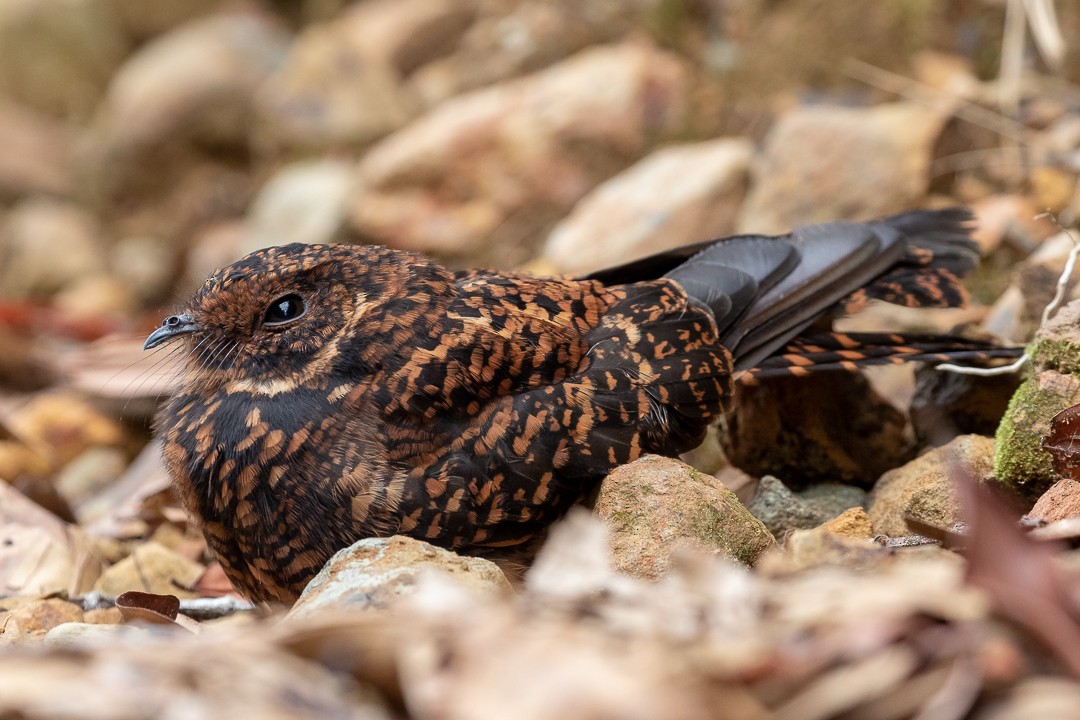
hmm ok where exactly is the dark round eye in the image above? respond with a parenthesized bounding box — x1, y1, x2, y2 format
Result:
(263, 294, 306, 326)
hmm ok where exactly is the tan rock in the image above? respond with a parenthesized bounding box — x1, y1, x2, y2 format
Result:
(998, 231, 1080, 342)
(3, 599, 84, 639)
(287, 536, 510, 619)
(542, 138, 753, 274)
(246, 159, 354, 251)
(738, 102, 950, 235)
(348, 41, 691, 265)
(868, 434, 996, 536)
(0, 101, 74, 199)
(110, 0, 221, 40)
(409, 0, 637, 106)
(820, 507, 874, 539)
(0, 199, 107, 298)
(594, 455, 776, 580)
(43, 621, 144, 648)
(257, 0, 482, 151)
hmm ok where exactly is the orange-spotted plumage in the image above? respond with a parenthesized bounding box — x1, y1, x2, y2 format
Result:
(146, 208, 1019, 602)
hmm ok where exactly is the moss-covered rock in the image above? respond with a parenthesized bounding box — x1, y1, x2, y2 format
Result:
(994, 299, 1080, 499)
(594, 455, 776, 580)
(994, 370, 1080, 499)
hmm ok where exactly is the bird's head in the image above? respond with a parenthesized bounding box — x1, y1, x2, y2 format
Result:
(144, 243, 409, 387)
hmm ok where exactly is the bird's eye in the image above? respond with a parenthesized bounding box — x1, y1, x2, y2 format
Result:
(262, 294, 307, 326)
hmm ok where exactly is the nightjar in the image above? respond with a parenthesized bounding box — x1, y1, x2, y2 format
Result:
(146, 208, 1018, 602)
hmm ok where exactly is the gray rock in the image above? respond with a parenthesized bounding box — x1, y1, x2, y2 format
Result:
(747, 476, 866, 539)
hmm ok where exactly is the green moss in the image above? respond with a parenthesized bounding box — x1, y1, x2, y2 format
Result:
(688, 492, 774, 565)
(1029, 337, 1080, 375)
(609, 509, 644, 534)
(994, 374, 1079, 499)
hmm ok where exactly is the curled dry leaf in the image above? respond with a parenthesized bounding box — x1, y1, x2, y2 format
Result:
(115, 590, 180, 624)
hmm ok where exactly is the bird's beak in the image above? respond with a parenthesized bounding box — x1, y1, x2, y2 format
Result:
(144, 313, 199, 350)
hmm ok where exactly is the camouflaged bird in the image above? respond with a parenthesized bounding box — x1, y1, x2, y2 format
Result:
(146, 208, 1019, 603)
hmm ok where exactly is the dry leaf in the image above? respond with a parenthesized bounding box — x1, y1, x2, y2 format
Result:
(1043, 404, 1080, 481)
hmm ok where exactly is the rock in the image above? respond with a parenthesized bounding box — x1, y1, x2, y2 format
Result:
(82, 10, 290, 206)
(820, 507, 874, 539)
(541, 138, 753, 274)
(109, 0, 221, 40)
(256, 0, 475, 151)
(180, 220, 256, 297)
(348, 41, 692, 266)
(287, 536, 510, 619)
(723, 371, 912, 488)
(996, 370, 1080, 500)
(3, 599, 84, 639)
(246, 159, 354, 251)
(761, 523, 955, 574)
(737, 102, 949, 234)
(0, 0, 129, 119)
(0, 198, 107, 299)
(93, 542, 205, 598)
(910, 362, 1023, 444)
(868, 434, 996, 536)
(593, 455, 776, 580)
(43, 622, 146, 649)
(969, 194, 1053, 256)
(43, 622, 142, 647)
(1027, 479, 1080, 524)
(747, 475, 866, 539)
(0, 101, 74, 199)
(996, 300, 1080, 499)
(409, 0, 635, 107)
(109, 234, 178, 306)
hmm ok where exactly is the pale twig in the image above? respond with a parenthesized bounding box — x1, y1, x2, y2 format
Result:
(938, 214, 1078, 376)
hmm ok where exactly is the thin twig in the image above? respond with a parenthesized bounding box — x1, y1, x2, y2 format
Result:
(938, 214, 1077, 377)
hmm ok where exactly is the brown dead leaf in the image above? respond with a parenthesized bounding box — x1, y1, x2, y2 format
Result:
(1043, 404, 1080, 481)
(0, 482, 103, 596)
(115, 590, 180, 624)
